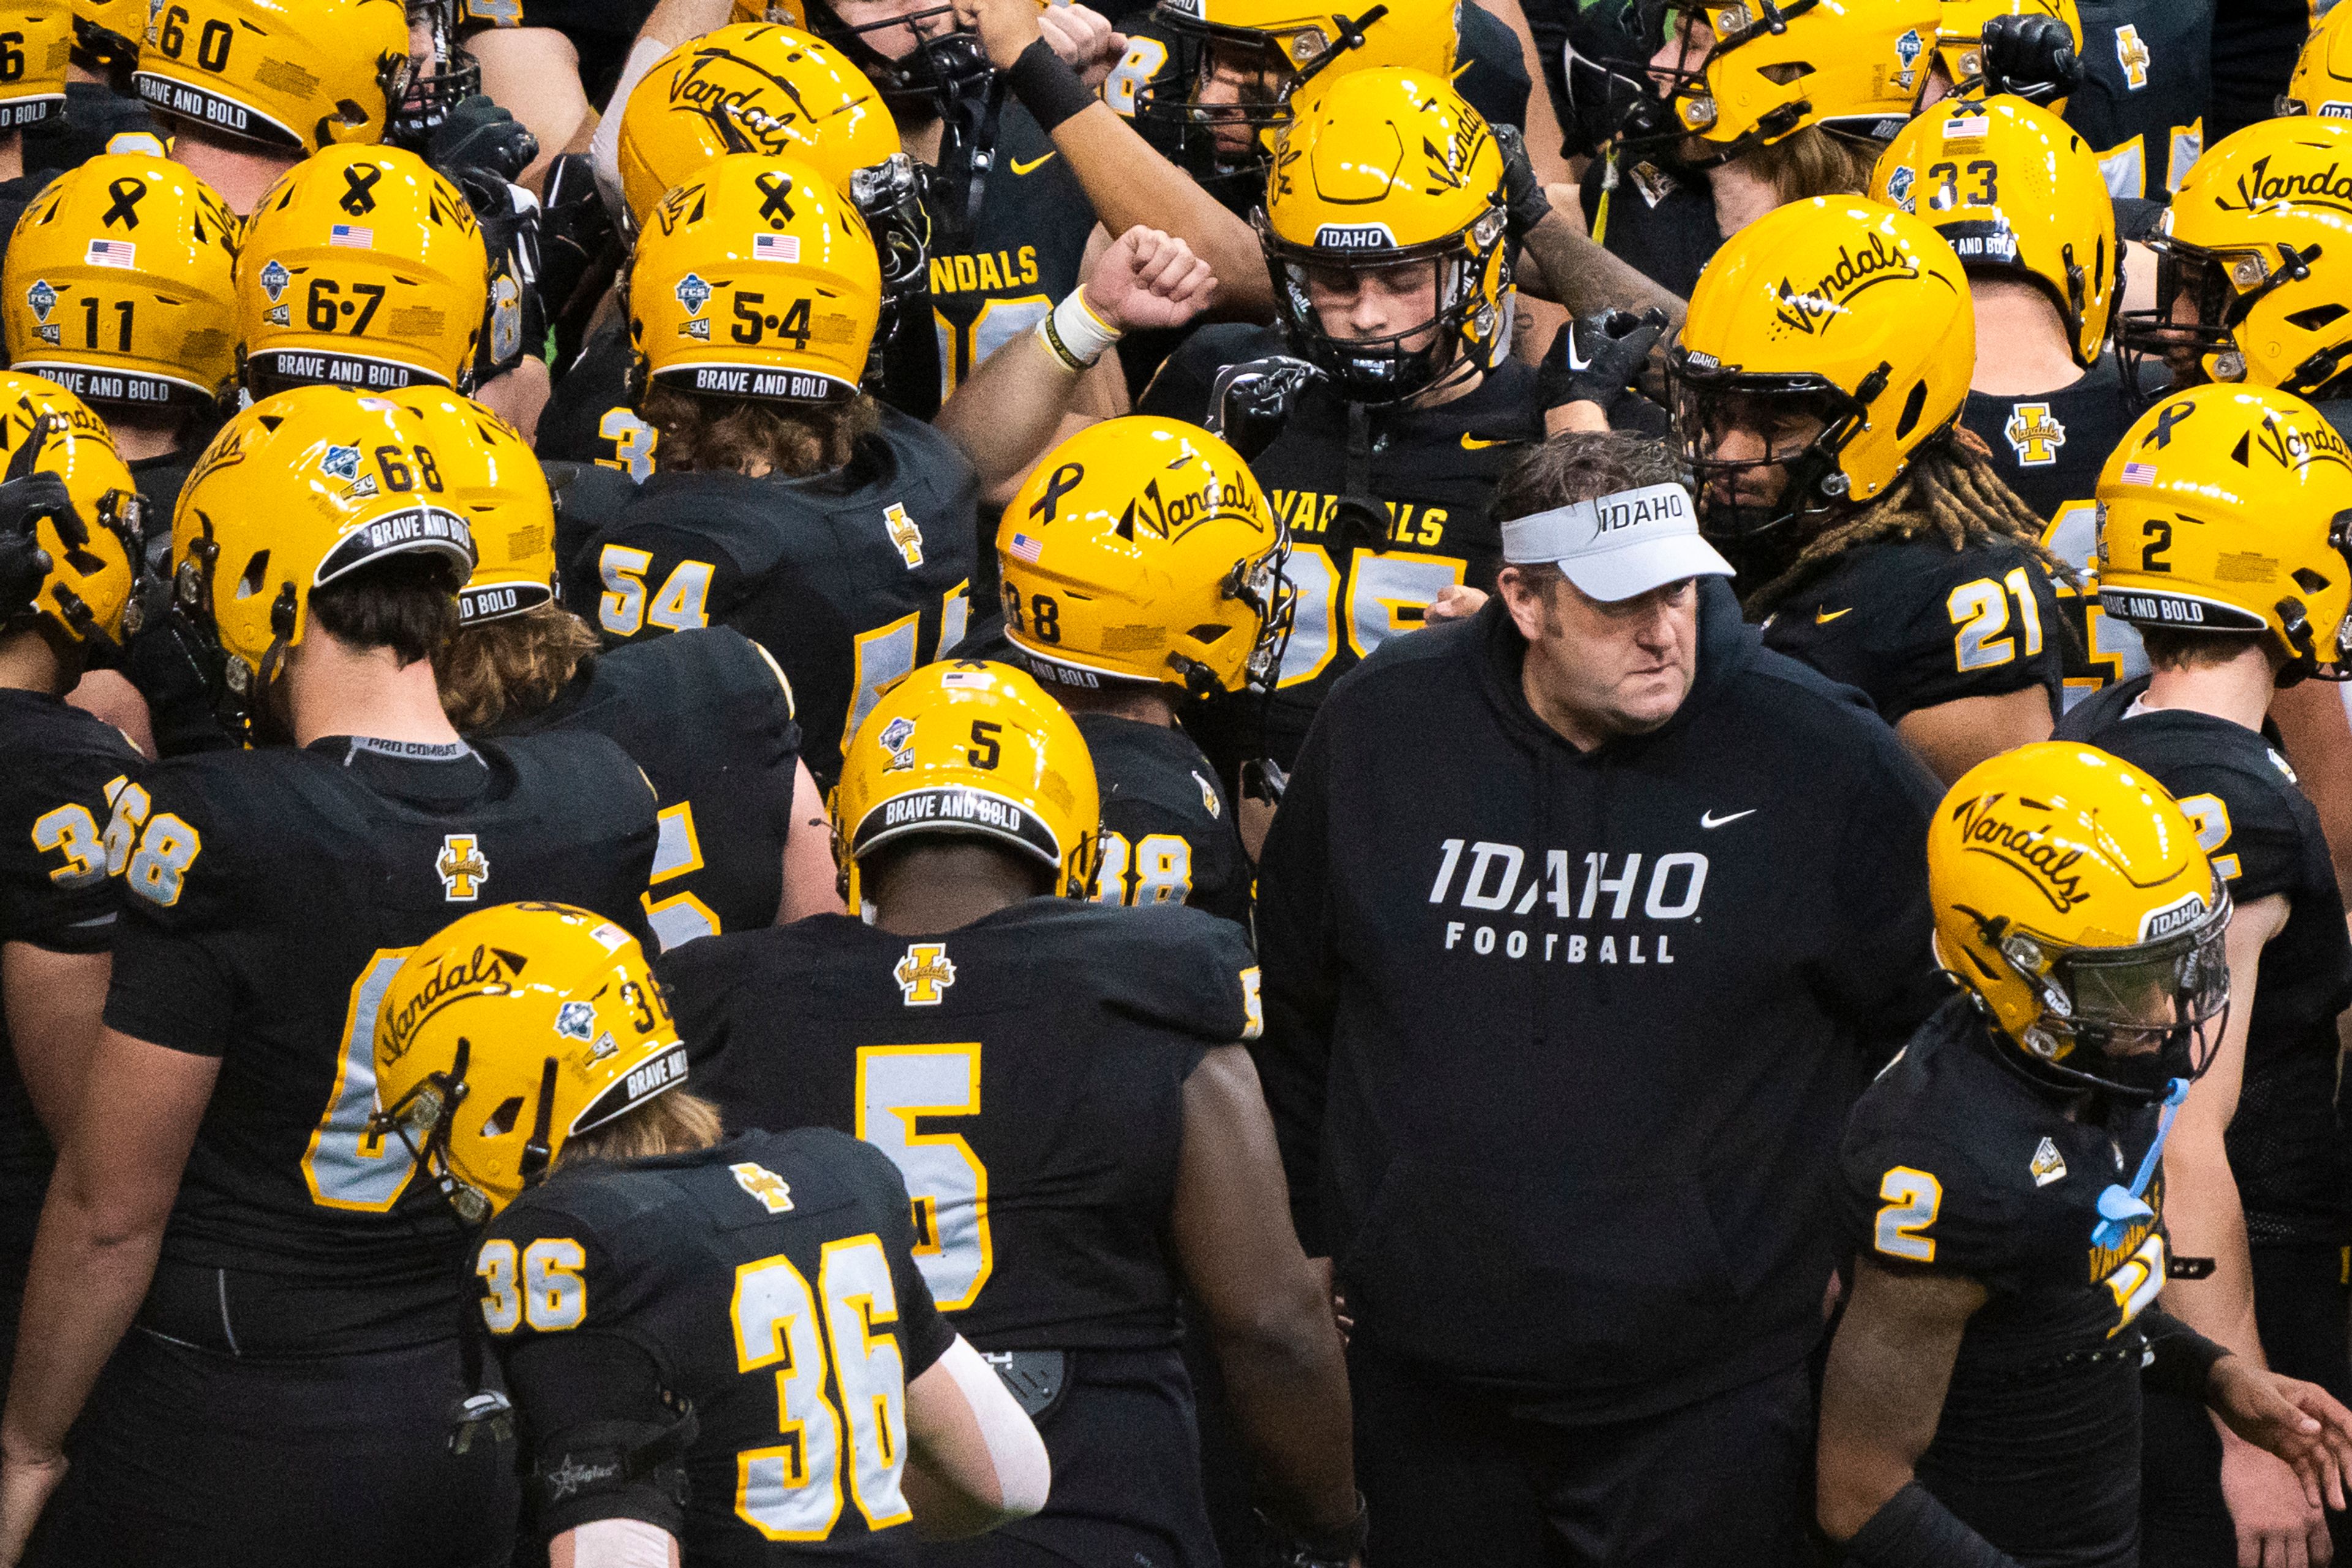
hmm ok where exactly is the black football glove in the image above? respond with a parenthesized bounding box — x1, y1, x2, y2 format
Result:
(1492, 122, 1554, 243)
(427, 94, 539, 187)
(1206, 355, 1324, 462)
(1539, 307, 1668, 423)
(1978, 13, 2079, 107)
(0, 469, 77, 617)
(537, 151, 622, 368)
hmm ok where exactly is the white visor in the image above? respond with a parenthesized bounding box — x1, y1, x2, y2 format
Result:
(1499, 481, 1734, 603)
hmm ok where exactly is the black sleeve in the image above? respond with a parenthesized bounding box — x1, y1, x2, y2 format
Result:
(100, 907, 238, 1057)
(502, 1332, 689, 1541)
(96, 768, 246, 1057)
(1250, 711, 1341, 1255)
(2155, 760, 2307, 907)
(1838, 1122, 2023, 1288)
(0, 755, 134, 956)
(1823, 722, 1948, 1057)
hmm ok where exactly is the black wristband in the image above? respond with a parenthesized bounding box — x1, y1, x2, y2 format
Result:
(2136, 1306, 2231, 1400)
(1004, 37, 1096, 133)
(1844, 1482, 2024, 1568)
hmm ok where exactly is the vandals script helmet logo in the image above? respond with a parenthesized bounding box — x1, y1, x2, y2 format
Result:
(1952, 794, 2087, 913)
(894, 941, 955, 1005)
(1771, 232, 1920, 336)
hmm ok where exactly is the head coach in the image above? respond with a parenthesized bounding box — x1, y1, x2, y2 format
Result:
(1251, 432, 1950, 1566)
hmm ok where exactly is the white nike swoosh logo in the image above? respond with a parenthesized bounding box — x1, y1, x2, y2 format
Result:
(1700, 809, 1757, 829)
(1567, 336, 1593, 371)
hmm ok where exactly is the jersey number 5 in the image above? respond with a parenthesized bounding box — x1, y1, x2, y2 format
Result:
(856, 1044, 992, 1311)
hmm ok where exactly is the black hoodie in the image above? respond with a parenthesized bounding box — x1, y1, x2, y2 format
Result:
(1254, 578, 1947, 1420)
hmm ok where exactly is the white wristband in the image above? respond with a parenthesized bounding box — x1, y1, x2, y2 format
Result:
(1035, 287, 1123, 373)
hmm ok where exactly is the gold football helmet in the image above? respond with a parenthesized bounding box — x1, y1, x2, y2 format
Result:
(628, 151, 882, 405)
(4, 154, 242, 409)
(1646, 0, 1941, 158)
(1869, 94, 2116, 369)
(236, 145, 489, 395)
(2280, 1, 2352, 119)
(372, 902, 689, 1221)
(1259, 67, 1511, 404)
(1669, 197, 1974, 543)
(1932, 0, 2082, 103)
(2119, 117, 2352, 399)
(1132, 0, 1458, 169)
(832, 658, 1099, 916)
(394, 388, 557, 625)
(617, 24, 899, 226)
(132, 0, 411, 153)
(170, 385, 477, 734)
(1000, 416, 1292, 698)
(615, 23, 924, 298)
(1931, 741, 2230, 1099)
(0, 2, 72, 128)
(0, 372, 144, 650)
(2092, 383, 2352, 680)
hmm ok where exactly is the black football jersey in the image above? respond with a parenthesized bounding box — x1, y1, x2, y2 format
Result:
(99, 733, 657, 1346)
(2067, 0, 2214, 200)
(1961, 354, 2150, 709)
(2057, 679, 2352, 1245)
(925, 102, 1097, 403)
(1758, 535, 2066, 725)
(2207, 0, 2305, 149)
(565, 409, 979, 788)
(663, 899, 1261, 1349)
(480, 629, 803, 949)
(1839, 999, 2163, 1563)
(535, 317, 657, 477)
(484, 1127, 953, 1567)
(0, 690, 140, 1351)
(1075, 712, 1250, 928)
(1578, 156, 1723, 301)
(1141, 322, 1545, 771)
(24, 81, 163, 176)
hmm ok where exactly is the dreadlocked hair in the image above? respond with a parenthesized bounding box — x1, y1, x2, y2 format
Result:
(1744, 426, 2078, 616)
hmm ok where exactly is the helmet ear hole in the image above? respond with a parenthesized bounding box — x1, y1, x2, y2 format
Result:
(2287, 304, 2348, 333)
(482, 1096, 524, 1137)
(1894, 380, 1929, 440)
(235, 549, 270, 598)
